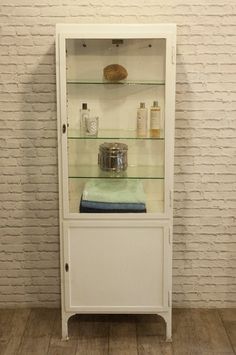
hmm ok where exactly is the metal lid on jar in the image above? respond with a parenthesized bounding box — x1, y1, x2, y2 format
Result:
(99, 142, 128, 153)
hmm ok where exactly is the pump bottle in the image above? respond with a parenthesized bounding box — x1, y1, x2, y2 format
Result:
(137, 102, 148, 137)
(150, 100, 161, 138)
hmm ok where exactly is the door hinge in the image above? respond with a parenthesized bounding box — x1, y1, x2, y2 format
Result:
(172, 46, 176, 64)
(168, 290, 172, 307)
(65, 263, 69, 272)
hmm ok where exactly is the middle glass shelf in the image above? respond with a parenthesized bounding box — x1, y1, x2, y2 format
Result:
(68, 165, 164, 180)
(68, 129, 164, 140)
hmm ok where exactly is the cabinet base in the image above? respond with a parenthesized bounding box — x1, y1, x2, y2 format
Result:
(61, 308, 172, 342)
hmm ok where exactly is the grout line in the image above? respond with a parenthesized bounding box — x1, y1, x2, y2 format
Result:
(217, 309, 236, 355)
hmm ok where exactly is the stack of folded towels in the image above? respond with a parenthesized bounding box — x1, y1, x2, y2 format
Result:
(80, 179, 146, 213)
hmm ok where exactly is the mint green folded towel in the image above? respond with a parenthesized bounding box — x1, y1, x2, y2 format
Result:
(82, 179, 146, 204)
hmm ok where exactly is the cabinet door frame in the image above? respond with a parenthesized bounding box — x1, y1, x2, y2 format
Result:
(56, 24, 176, 220)
(62, 219, 171, 313)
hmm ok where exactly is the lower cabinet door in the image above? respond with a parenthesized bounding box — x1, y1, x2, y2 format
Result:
(63, 221, 170, 312)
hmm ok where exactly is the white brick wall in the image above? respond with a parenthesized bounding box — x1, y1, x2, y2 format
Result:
(0, 1, 235, 308)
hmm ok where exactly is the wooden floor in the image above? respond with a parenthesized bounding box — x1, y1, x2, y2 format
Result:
(0, 308, 235, 355)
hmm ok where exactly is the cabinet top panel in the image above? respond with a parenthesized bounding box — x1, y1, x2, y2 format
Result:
(56, 24, 176, 38)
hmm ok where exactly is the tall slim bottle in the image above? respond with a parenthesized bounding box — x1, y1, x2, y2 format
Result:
(80, 103, 90, 135)
(150, 100, 161, 138)
(137, 102, 148, 137)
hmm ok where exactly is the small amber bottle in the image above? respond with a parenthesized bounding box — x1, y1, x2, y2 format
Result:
(150, 101, 161, 138)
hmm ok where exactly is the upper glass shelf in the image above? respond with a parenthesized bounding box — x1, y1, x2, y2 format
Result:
(69, 165, 164, 180)
(67, 79, 165, 86)
(68, 129, 164, 140)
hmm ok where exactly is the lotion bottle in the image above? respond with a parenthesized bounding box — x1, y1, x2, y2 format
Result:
(137, 102, 148, 137)
(80, 103, 90, 135)
(150, 100, 161, 138)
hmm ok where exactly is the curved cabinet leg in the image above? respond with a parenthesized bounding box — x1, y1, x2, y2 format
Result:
(164, 310, 172, 342)
(165, 316, 172, 342)
(61, 313, 69, 341)
(61, 310, 76, 341)
(158, 310, 172, 342)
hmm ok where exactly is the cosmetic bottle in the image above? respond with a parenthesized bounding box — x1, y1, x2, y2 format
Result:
(137, 102, 148, 137)
(80, 103, 90, 135)
(150, 100, 161, 138)
(85, 116, 99, 136)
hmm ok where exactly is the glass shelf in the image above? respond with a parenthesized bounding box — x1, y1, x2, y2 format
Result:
(68, 129, 164, 140)
(69, 165, 164, 180)
(67, 79, 165, 86)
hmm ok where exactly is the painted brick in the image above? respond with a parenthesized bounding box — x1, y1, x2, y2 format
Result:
(0, 0, 235, 308)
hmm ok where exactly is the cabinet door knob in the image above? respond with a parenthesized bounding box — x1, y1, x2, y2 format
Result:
(65, 263, 69, 272)
(62, 124, 66, 134)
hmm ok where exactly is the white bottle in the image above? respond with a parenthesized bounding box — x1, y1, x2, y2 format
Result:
(80, 103, 90, 135)
(137, 102, 148, 137)
(150, 100, 161, 138)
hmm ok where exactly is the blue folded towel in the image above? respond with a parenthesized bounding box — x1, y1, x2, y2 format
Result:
(80, 199, 146, 211)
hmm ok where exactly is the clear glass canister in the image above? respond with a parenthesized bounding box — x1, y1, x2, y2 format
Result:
(98, 142, 128, 172)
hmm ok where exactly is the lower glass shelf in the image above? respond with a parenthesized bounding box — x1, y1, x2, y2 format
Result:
(68, 165, 164, 180)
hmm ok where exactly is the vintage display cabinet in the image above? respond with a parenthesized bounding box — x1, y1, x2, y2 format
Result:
(56, 23, 176, 341)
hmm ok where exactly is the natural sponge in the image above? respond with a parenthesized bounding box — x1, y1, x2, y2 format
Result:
(103, 64, 128, 81)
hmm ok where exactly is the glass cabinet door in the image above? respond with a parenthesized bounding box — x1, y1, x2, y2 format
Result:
(64, 37, 168, 215)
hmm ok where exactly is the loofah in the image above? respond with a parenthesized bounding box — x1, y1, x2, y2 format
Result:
(103, 64, 128, 81)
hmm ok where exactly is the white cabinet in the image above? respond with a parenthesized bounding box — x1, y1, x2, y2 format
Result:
(56, 24, 176, 341)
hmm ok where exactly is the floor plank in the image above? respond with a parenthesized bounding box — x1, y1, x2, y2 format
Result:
(18, 308, 56, 355)
(219, 309, 236, 353)
(23, 308, 56, 337)
(2, 309, 30, 355)
(0, 309, 15, 341)
(136, 314, 169, 354)
(171, 308, 201, 355)
(137, 314, 174, 355)
(218, 309, 236, 323)
(76, 337, 108, 355)
(0, 309, 15, 355)
(75, 314, 109, 355)
(18, 336, 51, 355)
(191, 309, 234, 354)
(136, 314, 165, 338)
(0, 340, 9, 355)
(47, 309, 77, 355)
(0, 308, 235, 355)
(137, 335, 165, 355)
(109, 315, 137, 355)
(2, 337, 22, 355)
(223, 322, 236, 354)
